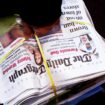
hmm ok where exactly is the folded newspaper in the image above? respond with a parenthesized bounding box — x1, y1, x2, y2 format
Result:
(0, 0, 105, 104)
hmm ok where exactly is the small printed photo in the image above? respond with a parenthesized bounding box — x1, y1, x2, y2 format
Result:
(79, 34, 96, 54)
(23, 43, 43, 65)
(0, 26, 24, 48)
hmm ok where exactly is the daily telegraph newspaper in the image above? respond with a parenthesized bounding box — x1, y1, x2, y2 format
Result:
(1, 0, 105, 104)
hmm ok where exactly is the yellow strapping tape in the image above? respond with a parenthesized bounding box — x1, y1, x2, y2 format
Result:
(0, 38, 25, 64)
(70, 20, 92, 26)
(34, 34, 58, 104)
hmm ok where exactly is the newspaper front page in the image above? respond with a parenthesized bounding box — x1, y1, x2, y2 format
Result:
(0, 0, 105, 104)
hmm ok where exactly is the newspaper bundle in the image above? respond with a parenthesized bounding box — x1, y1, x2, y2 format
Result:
(0, 0, 105, 104)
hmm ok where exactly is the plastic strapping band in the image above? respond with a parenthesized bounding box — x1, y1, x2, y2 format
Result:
(0, 38, 25, 64)
(34, 34, 58, 104)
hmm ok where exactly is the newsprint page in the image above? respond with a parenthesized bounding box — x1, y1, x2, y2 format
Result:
(0, 0, 105, 105)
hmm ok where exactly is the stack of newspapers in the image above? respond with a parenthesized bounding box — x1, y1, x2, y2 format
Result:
(0, 0, 105, 104)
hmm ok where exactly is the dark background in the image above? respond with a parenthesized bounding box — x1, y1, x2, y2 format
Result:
(0, 0, 105, 38)
(84, 0, 105, 38)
